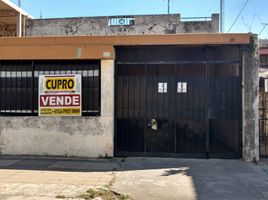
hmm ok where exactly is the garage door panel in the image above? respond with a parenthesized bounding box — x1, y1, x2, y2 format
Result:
(115, 46, 242, 158)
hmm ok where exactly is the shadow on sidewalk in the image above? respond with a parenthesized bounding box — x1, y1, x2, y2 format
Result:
(0, 155, 121, 172)
(0, 155, 251, 173)
(1, 156, 268, 200)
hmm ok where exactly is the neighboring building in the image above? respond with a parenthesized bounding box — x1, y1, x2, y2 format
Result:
(260, 40, 268, 68)
(25, 14, 219, 36)
(0, 0, 219, 37)
(0, 0, 32, 37)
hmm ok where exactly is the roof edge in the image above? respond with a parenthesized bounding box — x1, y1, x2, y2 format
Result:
(1, 0, 33, 18)
(0, 33, 252, 45)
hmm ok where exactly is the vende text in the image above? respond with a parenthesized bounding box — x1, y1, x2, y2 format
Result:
(40, 94, 80, 107)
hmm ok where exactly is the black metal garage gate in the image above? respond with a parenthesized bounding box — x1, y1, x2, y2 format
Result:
(115, 45, 242, 158)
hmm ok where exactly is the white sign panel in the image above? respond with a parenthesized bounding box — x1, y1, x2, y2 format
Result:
(39, 74, 82, 116)
(177, 82, 187, 93)
(158, 82, 168, 93)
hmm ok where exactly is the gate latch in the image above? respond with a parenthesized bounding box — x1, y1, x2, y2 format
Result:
(149, 118, 158, 131)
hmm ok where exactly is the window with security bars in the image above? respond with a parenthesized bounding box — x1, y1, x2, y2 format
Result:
(0, 60, 100, 116)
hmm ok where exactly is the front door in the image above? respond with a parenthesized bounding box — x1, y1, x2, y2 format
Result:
(145, 65, 175, 154)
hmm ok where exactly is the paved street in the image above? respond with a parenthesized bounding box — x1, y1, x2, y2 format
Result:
(0, 157, 268, 200)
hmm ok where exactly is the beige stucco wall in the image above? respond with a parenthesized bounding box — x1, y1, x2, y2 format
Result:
(0, 59, 114, 158)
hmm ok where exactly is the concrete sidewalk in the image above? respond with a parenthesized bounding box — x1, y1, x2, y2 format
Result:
(0, 157, 268, 200)
(0, 157, 117, 200)
(112, 158, 268, 200)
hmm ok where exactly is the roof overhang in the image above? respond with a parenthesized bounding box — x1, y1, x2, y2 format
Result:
(0, 33, 252, 60)
(0, 0, 32, 26)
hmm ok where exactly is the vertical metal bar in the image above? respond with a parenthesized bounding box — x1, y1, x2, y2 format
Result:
(186, 73, 190, 151)
(47, 61, 50, 75)
(31, 60, 35, 114)
(173, 64, 177, 154)
(150, 70, 153, 118)
(157, 67, 159, 119)
(181, 65, 183, 122)
(15, 61, 18, 113)
(160, 71, 163, 121)
(144, 64, 147, 152)
(5, 62, 7, 113)
(130, 71, 134, 149)
(138, 69, 141, 151)
(20, 61, 22, 112)
(93, 62, 95, 115)
(98, 60, 101, 115)
(180, 65, 184, 152)
(88, 62, 90, 114)
(119, 66, 124, 151)
(239, 45, 244, 156)
(138, 70, 140, 119)
(97, 61, 101, 114)
(155, 70, 158, 118)
(167, 68, 171, 153)
(0, 61, 2, 114)
(133, 71, 135, 119)
(231, 75, 235, 151)
(25, 61, 28, 114)
(205, 46, 210, 158)
(121, 66, 124, 120)
(126, 72, 130, 150)
(10, 62, 13, 113)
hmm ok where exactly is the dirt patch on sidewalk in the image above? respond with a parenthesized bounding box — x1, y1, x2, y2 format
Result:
(78, 188, 131, 200)
(75, 173, 131, 200)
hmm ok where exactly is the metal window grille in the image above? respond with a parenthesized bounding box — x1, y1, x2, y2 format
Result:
(0, 60, 100, 116)
(108, 16, 135, 26)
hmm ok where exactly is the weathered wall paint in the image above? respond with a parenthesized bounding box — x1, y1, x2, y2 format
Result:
(0, 60, 114, 157)
(25, 14, 219, 36)
(242, 35, 260, 162)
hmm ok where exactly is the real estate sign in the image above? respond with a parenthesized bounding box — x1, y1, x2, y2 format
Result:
(39, 74, 82, 116)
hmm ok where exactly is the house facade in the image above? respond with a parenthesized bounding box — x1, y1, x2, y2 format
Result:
(0, 0, 260, 161)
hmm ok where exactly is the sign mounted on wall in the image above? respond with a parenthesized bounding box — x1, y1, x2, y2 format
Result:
(39, 74, 82, 116)
(177, 82, 187, 93)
